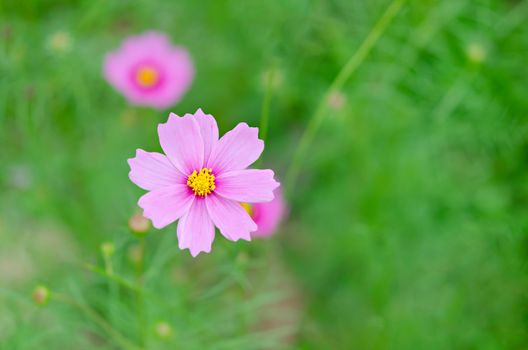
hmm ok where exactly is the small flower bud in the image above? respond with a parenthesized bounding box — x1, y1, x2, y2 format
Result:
(154, 321, 173, 339)
(260, 68, 284, 90)
(100, 242, 115, 258)
(46, 31, 73, 54)
(466, 43, 486, 64)
(327, 91, 346, 111)
(33, 285, 50, 306)
(128, 213, 151, 235)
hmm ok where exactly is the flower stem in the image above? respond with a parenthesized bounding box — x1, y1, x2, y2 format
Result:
(102, 251, 119, 329)
(136, 236, 147, 349)
(256, 66, 276, 168)
(52, 293, 141, 350)
(84, 263, 143, 293)
(260, 67, 275, 144)
(285, 0, 406, 195)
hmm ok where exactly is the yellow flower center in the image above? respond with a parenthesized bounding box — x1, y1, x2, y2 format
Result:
(241, 203, 253, 216)
(187, 168, 216, 196)
(136, 66, 159, 88)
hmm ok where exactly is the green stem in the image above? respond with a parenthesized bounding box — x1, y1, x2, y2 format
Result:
(103, 254, 113, 276)
(52, 293, 141, 350)
(285, 0, 406, 195)
(136, 237, 147, 349)
(84, 263, 143, 294)
(102, 253, 118, 330)
(256, 67, 276, 168)
(260, 67, 275, 143)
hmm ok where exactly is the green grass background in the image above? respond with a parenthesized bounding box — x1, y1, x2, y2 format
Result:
(1, 0, 528, 349)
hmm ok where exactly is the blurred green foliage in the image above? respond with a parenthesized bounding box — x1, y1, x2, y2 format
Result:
(1, 0, 528, 349)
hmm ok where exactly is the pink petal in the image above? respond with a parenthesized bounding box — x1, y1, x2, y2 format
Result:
(193, 109, 218, 165)
(207, 123, 264, 174)
(103, 31, 194, 110)
(103, 52, 132, 96)
(177, 199, 215, 257)
(138, 47, 194, 109)
(158, 113, 204, 175)
(215, 169, 280, 203)
(128, 149, 186, 191)
(205, 194, 256, 242)
(121, 31, 170, 54)
(138, 184, 194, 229)
(252, 188, 287, 237)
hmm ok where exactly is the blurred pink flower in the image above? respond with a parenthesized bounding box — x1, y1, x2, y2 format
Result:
(103, 31, 194, 109)
(243, 188, 286, 238)
(128, 109, 280, 256)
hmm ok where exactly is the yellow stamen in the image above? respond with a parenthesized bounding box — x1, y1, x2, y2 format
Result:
(187, 168, 216, 196)
(241, 202, 253, 216)
(136, 66, 159, 88)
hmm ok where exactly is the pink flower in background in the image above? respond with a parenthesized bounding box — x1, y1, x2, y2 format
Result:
(103, 31, 194, 109)
(243, 188, 286, 237)
(128, 109, 280, 256)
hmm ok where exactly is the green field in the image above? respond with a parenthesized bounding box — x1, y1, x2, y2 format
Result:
(2, 0, 528, 349)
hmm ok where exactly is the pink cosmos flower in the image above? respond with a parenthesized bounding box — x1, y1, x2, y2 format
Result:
(242, 188, 286, 238)
(128, 109, 280, 256)
(103, 31, 194, 109)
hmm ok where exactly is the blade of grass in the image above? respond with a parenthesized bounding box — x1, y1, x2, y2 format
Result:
(285, 0, 407, 195)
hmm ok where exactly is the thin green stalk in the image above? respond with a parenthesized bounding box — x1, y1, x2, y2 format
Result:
(102, 252, 118, 329)
(260, 68, 275, 143)
(255, 67, 276, 168)
(136, 236, 147, 349)
(52, 293, 141, 350)
(83, 263, 143, 293)
(102, 252, 114, 276)
(285, 0, 406, 195)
